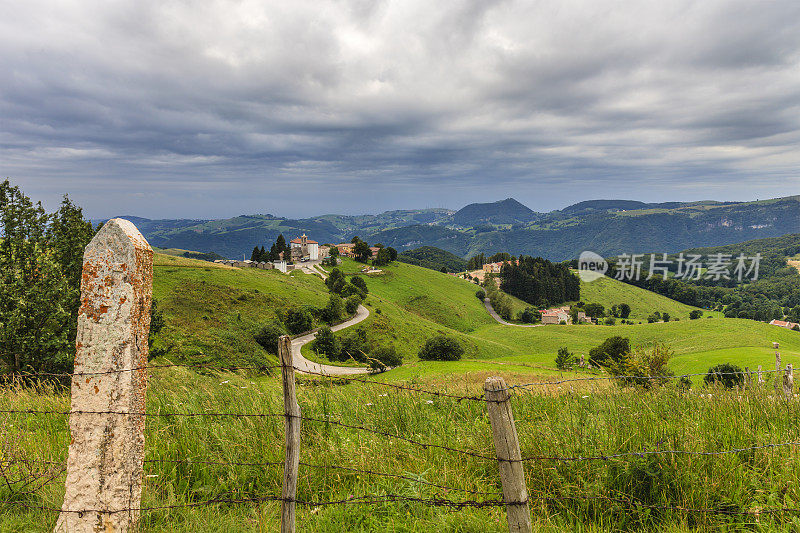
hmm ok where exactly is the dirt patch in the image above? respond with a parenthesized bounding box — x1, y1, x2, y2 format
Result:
(789, 260, 800, 273)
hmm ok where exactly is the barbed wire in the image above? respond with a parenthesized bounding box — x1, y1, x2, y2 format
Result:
(295, 368, 488, 402)
(0, 408, 282, 419)
(507, 369, 783, 390)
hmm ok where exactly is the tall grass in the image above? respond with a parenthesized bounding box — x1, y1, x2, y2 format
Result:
(4, 371, 800, 531)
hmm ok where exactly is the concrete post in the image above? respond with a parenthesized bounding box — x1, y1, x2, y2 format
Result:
(54, 219, 153, 532)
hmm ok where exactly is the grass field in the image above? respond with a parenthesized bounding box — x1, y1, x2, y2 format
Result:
(151, 254, 800, 380)
(7, 369, 800, 531)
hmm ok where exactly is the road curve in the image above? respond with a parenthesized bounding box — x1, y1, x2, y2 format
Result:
(291, 304, 372, 375)
(483, 298, 543, 328)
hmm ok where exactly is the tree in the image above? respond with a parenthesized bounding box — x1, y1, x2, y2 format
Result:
(475, 289, 486, 301)
(254, 321, 286, 354)
(345, 294, 362, 315)
(583, 303, 605, 319)
(662, 312, 671, 322)
(353, 240, 372, 262)
(329, 246, 339, 258)
(313, 326, 341, 359)
(704, 363, 744, 389)
(0, 180, 72, 375)
(321, 294, 345, 324)
(689, 310, 703, 320)
(386, 247, 398, 261)
(368, 345, 402, 372)
(588, 336, 630, 366)
(47, 194, 95, 350)
(251, 246, 261, 262)
(325, 268, 347, 294)
(351, 276, 368, 296)
(619, 303, 631, 319)
(373, 247, 393, 266)
(518, 307, 540, 324)
(555, 346, 575, 370)
(284, 308, 313, 334)
(610, 342, 674, 389)
(418, 335, 464, 361)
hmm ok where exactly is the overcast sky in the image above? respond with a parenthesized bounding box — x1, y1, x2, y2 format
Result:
(2, 1, 800, 219)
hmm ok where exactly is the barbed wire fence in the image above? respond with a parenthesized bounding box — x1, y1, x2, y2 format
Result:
(4, 350, 800, 532)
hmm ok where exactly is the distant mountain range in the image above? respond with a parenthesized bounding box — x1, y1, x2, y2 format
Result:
(113, 195, 800, 261)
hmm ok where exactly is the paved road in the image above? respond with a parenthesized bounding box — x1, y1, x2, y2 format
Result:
(291, 304, 372, 375)
(483, 298, 543, 328)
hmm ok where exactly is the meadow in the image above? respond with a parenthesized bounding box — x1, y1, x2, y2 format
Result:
(6, 369, 800, 531)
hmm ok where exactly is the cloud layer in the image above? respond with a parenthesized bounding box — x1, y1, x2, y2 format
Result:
(2, 0, 799, 217)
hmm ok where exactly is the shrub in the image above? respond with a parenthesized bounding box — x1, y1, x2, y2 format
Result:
(312, 326, 341, 359)
(345, 295, 362, 315)
(609, 342, 674, 389)
(285, 308, 313, 334)
(475, 289, 486, 301)
(418, 335, 464, 361)
(555, 346, 575, 370)
(704, 363, 744, 389)
(589, 336, 630, 366)
(662, 312, 671, 322)
(254, 321, 286, 354)
(321, 294, 345, 324)
(369, 345, 403, 372)
(604, 317, 616, 325)
(340, 328, 369, 362)
(351, 276, 368, 295)
(518, 307, 540, 324)
(689, 309, 703, 320)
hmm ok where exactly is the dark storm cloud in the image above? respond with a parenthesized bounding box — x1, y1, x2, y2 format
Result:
(1, 0, 799, 218)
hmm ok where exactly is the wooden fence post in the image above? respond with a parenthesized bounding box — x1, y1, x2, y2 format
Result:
(54, 219, 153, 532)
(784, 364, 794, 400)
(758, 365, 764, 385)
(775, 352, 782, 396)
(744, 367, 750, 388)
(280, 335, 301, 533)
(484, 377, 532, 533)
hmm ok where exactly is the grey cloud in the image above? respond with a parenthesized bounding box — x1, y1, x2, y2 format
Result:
(1, 0, 799, 218)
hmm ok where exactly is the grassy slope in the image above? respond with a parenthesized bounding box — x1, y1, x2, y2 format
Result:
(152, 253, 800, 379)
(152, 253, 330, 367)
(577, 274, 720, 321)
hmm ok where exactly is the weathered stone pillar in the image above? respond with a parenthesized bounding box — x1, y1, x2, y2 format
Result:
(54, 219, 153, 533)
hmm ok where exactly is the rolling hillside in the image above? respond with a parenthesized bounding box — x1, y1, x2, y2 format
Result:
(114, 194, 800, 261)
(150, 253, 800, 380)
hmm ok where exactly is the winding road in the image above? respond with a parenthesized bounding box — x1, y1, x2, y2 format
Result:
(291, 304, 372, 375)
(483, 298, 543, 328)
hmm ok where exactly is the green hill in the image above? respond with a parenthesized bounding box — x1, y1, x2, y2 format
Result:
(151, 254, 800, 380)
(396, 246, 468, 273)
(577, 274, 719, 321)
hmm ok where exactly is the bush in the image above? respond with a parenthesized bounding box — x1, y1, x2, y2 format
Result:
(704, 363, 744, 389)
(285, 309, 313, 334)
(662, 312, 671, 322)
(345, 295, 362, 315)
(689, 309, 703, 320)
(312, 326, 341, 359)
(418, 335, 464, 361)
(608, 342, 674, 389)
(589, 336, 630, 366)
(604, 317, 616, 325)
(254, 321, 286, 354)
(518, 307, 540, 324)
(321, 294, 345, 324)
(369, 345, 403, 372)
(475, 289, 486, 301)
(351, 276, 368, 295)
(339, 328, 369, 362)
(555, 346, 575, 370)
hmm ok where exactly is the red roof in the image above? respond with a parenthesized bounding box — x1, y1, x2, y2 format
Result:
(290, 237, 318, 244)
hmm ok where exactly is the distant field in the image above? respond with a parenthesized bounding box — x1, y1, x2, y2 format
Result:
(577, 274, 719, 321)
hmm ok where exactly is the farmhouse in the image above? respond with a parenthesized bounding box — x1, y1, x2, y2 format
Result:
(770, 319, 800, 330)
(336, 243, 355, 257)
(541, 306, 571, 325)
(290, 234, 319, 261)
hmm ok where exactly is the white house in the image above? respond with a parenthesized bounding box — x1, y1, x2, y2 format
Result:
(290, 234, 319, 260)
